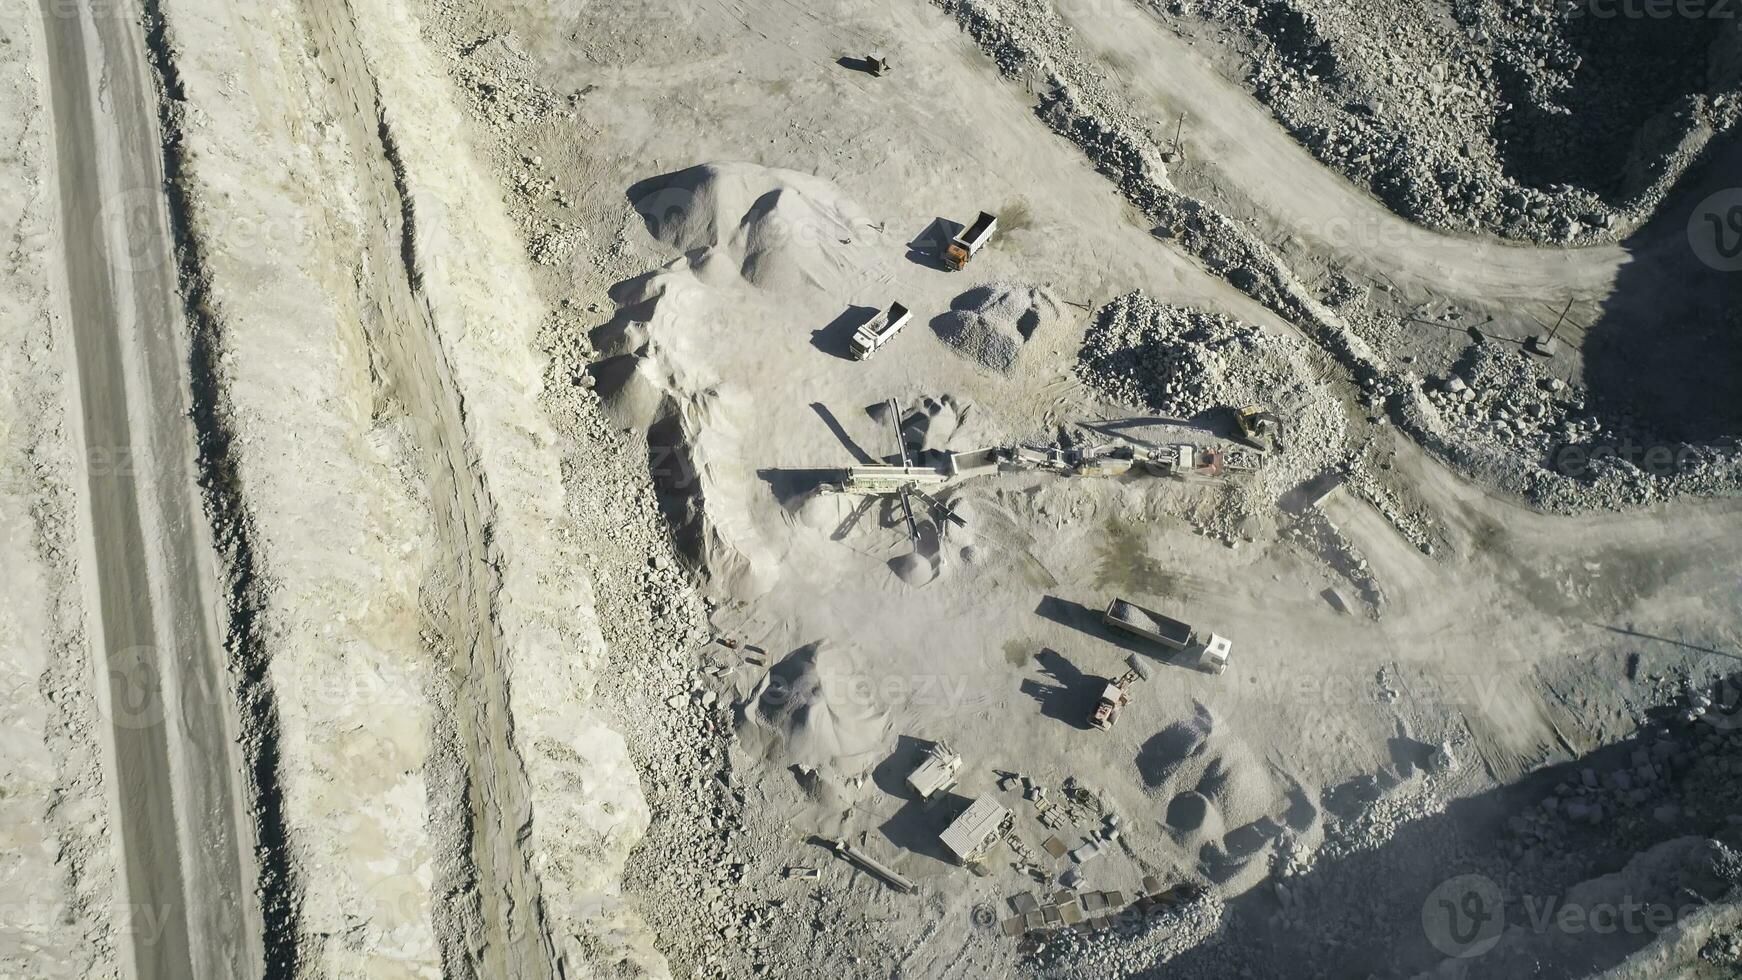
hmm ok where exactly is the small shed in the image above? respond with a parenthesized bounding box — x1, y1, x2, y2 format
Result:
(940, 795, 1008, 864)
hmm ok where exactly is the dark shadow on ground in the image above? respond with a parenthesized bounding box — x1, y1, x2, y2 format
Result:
(1492, 15, 1725, 199)
(1088, 677, 1742, 978)
(1018, 647, 1100, 730)
(810, 402, 875, 464)
(836, 55, 881, 76)
(755, 467, 842, 504)
(1577, 134, 1742, 445)
(1597, 623, 1742, 662)
(873, 740, 972, 868)
(906, 217, 959, 269)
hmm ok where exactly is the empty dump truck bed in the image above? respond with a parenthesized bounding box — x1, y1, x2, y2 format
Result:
(1104, 598, 1194, 649)
(942, 211, 998, 270)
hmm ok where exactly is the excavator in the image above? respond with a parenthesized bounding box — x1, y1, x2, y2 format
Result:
(1231, 405, 1285, 452)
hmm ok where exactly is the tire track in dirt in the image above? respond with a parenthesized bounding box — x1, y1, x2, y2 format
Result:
(297, 2, 556, 975)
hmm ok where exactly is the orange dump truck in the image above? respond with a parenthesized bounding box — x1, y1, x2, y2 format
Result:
(941, 211, 997, 271)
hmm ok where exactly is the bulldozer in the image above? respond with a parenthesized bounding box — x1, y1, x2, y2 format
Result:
(1231, 405, 1285, 452)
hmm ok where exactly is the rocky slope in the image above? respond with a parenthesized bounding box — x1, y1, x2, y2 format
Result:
(1153, 0, 1742, 243)
(148, 0, 661, 973)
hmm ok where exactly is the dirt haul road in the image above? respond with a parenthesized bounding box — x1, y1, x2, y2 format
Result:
(1052, 0, 1741, 307)
(37, 1, 259, 978)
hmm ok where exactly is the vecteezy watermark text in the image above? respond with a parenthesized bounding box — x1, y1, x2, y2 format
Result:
(1423, 873, 1712, 960)
(1552, 438, 1702, 478)
(1573, 0, 1740, 18)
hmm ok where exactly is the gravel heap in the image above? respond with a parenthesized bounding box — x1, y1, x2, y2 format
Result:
(933, 281, 1064, 373)
(1157, 0, 1742, 243)
(1422, 341, 1590, 460)
(1077, 296, 1298, 418)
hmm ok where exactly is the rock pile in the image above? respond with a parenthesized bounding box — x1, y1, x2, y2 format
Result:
(1159, 0, 1742, 243)
(1030, 892, 1225, 979)
(1075, 292, 1350, 506)
(1503, 677, 1742, 869)
(1422, 341, 1588, 461)
(1077, 296, 1291, 418)
(1401, 340, 1742, 512)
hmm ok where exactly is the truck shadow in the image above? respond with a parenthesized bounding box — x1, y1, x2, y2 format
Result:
(1034, 595, 1151, 658)
(906, 217, 960, 269)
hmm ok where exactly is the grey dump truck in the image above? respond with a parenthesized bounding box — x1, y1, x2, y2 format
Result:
(1103, 598, 1231, 675)
(849, 302, 912, 360)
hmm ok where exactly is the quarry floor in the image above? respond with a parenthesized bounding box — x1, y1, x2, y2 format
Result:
(3, 0, 1739, 977)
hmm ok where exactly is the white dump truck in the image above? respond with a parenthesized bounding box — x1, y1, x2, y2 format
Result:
(1103, 597, 1231, 675)
(849, 302, 912, 359)
(941, 212, 997, 271)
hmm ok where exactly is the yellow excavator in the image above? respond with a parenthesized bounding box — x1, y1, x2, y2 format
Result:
(1232, 405, 1285, 452)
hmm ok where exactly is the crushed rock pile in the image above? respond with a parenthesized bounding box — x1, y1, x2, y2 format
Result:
(1497, 676, 1742, 868)
(1157, 0, 1742, 243)
(1075, 292, 1350, 508)
(1030, 893, 1225, 978)
(1422, 341, 1591, 460)
(1398, 340, 1742, 512)
(1077, 297, 1291, 418)
(932, 282, 1064, 373)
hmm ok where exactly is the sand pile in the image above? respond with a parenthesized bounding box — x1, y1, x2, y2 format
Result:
(1137, 701, 1320, 890)
(661, 385, 784, 599)
(595, 160, 889, 600)
(931, 282, 1064, 373)
(628, 162, 878, 293)
(741, 640, 893, 777)
(592, 268, 784, 600)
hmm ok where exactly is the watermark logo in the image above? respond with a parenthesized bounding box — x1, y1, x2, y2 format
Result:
(97, 188, 169, 275)
(1423, 874, 1505, 959)
(1573, 0, 1740, 19)
(1423, 873, 1718, 960)
(1552, 438, 1700, 479)
(1689, 188, 1742, 272)
(1692, 678, 1742, 731)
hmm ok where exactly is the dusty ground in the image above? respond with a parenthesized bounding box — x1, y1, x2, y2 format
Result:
(7, 0, 1742, 977)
